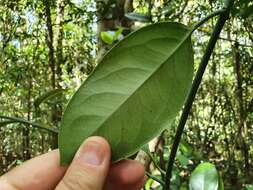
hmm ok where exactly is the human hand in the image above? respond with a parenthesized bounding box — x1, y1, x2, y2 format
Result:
(0, 136, 146, 190)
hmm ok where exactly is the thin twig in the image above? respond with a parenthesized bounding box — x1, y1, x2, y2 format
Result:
(197, 29, 252, 48)
(146, 151, 166, 175)
(164, 0, 235, 189)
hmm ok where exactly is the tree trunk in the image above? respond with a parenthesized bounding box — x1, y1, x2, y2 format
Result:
(233, 41, 250, 178)
(23, 77, 32, 160)
(44, 0, 56, 90)
(43, 0, 61, 148)
(55, 0, 64, 86)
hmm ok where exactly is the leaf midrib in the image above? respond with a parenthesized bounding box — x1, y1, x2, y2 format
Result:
(90, 28, 192, 139)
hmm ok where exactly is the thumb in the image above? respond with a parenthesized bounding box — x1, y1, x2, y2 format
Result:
(56, 136, 111, 190)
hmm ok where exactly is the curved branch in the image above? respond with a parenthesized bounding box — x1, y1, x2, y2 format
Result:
(0, 115, 58, 134)
(191, 8, 225, 33)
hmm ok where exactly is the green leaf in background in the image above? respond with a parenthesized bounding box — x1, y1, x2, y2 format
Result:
(171, 168, 181, 189)
(189, 162, 222, 190)
(100, 31, 115, 44)
(100, 28, 124, 45)
(114, 27, 124, 40)
(177, 153, 190, 166)
(180, 141, 193, 156)
(59, 22, 194, 165)
(145, 178, 154, 190)
(245, 184, 253, 190)
(125, 12, 150, 22)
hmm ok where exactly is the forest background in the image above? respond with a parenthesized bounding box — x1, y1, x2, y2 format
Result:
(0, 0, 252, 189)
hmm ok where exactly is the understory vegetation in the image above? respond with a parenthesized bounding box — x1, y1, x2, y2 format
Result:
(0, 0, 252, 189)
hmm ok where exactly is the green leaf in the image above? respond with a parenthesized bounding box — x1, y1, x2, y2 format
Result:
(180, 141, 193, 156)
(59, 22, 194, 165)
(114, 27, 124, 40)
(189, 162, 221, 190)
(100, 31, 115, 44)
(145, 178, 154, 190)
(34, 89, 65, 109)
(245, 184, 253, 190)
(125, 12, 150, 22)
(177, 153, 190, 166)
(100, 28, 124, 45)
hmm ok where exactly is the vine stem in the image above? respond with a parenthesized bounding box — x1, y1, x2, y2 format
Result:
(146, 151, 166, 175)
(164, 0, 234, 189)
(191, 9, 225, 33)
(0, 115, 59, 134)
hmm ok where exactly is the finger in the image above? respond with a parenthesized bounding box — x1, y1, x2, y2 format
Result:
(104, 160, 146, 190)
(0, 150, 67, 190)
(55, 136, 111, 190)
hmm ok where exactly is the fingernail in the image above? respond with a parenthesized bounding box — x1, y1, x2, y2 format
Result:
(77, 140, 104, 166)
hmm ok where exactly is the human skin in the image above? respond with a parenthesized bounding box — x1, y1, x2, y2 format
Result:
(0, 136, 146, 190)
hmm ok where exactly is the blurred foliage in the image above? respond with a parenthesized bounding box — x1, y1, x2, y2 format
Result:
(0, 0, 253, 189)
